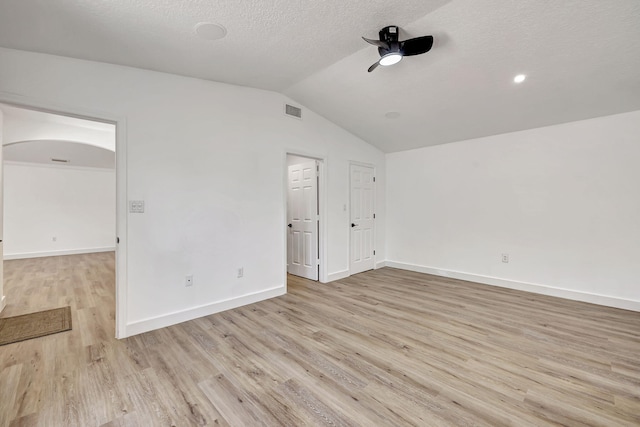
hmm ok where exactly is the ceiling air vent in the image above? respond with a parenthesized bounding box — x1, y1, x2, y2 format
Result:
(285, 104, 302, 119)
(51, 158, 70, 163)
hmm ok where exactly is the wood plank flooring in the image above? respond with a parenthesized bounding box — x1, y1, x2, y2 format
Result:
(1, 253, 639, 426)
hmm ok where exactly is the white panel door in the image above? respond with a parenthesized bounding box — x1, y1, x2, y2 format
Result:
(287, 160, 318, 280)
(350, 164, 375, 275)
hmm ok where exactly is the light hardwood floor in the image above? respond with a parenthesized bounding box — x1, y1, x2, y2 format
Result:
(1, 253, 639, 426)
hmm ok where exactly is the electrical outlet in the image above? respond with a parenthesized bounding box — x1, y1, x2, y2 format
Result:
(129, 200, 145, 213)
(502, 253, 509, 263)
(185, 275, 193, 287)
(237, 268, 243, 278)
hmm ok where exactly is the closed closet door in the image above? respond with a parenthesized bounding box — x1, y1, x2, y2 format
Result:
(350, 164, 375, 275)
(287, 160, 318, 280)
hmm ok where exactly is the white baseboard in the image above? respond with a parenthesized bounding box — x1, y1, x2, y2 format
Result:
(327, 264, 386, 281)
(0, 295, 5, 313)
(125, 285, 286, 337)
(3, 247, 116, 260)
(327, 269, 350, 282)
(385, 260, 640, 312)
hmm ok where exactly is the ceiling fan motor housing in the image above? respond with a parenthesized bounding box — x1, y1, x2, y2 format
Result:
(378, 26, 400, 56)
(379, 26, 400, 43)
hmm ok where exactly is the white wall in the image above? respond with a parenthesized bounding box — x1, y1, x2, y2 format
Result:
(0, 47, 386, 335)
(386, 110, 640, 310)
(3, 162, 115, 259)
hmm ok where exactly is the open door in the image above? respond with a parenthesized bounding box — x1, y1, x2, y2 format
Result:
(287, 160, 318, 280)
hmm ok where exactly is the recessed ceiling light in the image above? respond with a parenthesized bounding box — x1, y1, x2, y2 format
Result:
(385, 111, 401, 119)
(195, 22, 227, 41)
(514, 74, 526, 83)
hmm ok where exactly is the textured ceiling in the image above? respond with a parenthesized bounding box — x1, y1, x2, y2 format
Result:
(286, 0, 640, 151)
(0, 0, 450, 91)
(0, 0, 639, 152)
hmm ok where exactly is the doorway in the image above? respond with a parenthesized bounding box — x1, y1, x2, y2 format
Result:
(286, 154, 323, 281)
(0, 100, 125, 338)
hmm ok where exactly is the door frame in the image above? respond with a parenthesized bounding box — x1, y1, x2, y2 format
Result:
(283, 150, 327, 284)
(349, 161, 377, 275)
(0, 92, 128, 339)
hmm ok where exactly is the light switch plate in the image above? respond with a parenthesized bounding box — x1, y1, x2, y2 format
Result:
(129, 200, 145, 213)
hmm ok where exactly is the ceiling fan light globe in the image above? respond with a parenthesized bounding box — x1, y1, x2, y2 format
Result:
(379, 53, 402, 66)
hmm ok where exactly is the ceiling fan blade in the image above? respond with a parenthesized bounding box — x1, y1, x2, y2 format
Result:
(400, 35, 434, 56)
(368, 61, 381, 73)
(362, 36, 390, 49)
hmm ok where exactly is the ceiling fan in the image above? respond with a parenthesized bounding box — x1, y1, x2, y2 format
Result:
(363, 26, 434, 72)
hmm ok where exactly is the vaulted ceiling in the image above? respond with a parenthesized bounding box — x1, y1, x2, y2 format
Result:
(1, 0, 638, 152)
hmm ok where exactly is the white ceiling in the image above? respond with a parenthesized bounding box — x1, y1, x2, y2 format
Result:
(1, 103, 116, 168)
(0, 0, 638, 152)
(1, 104, 116, 150)
(4, 139, 115, 169)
